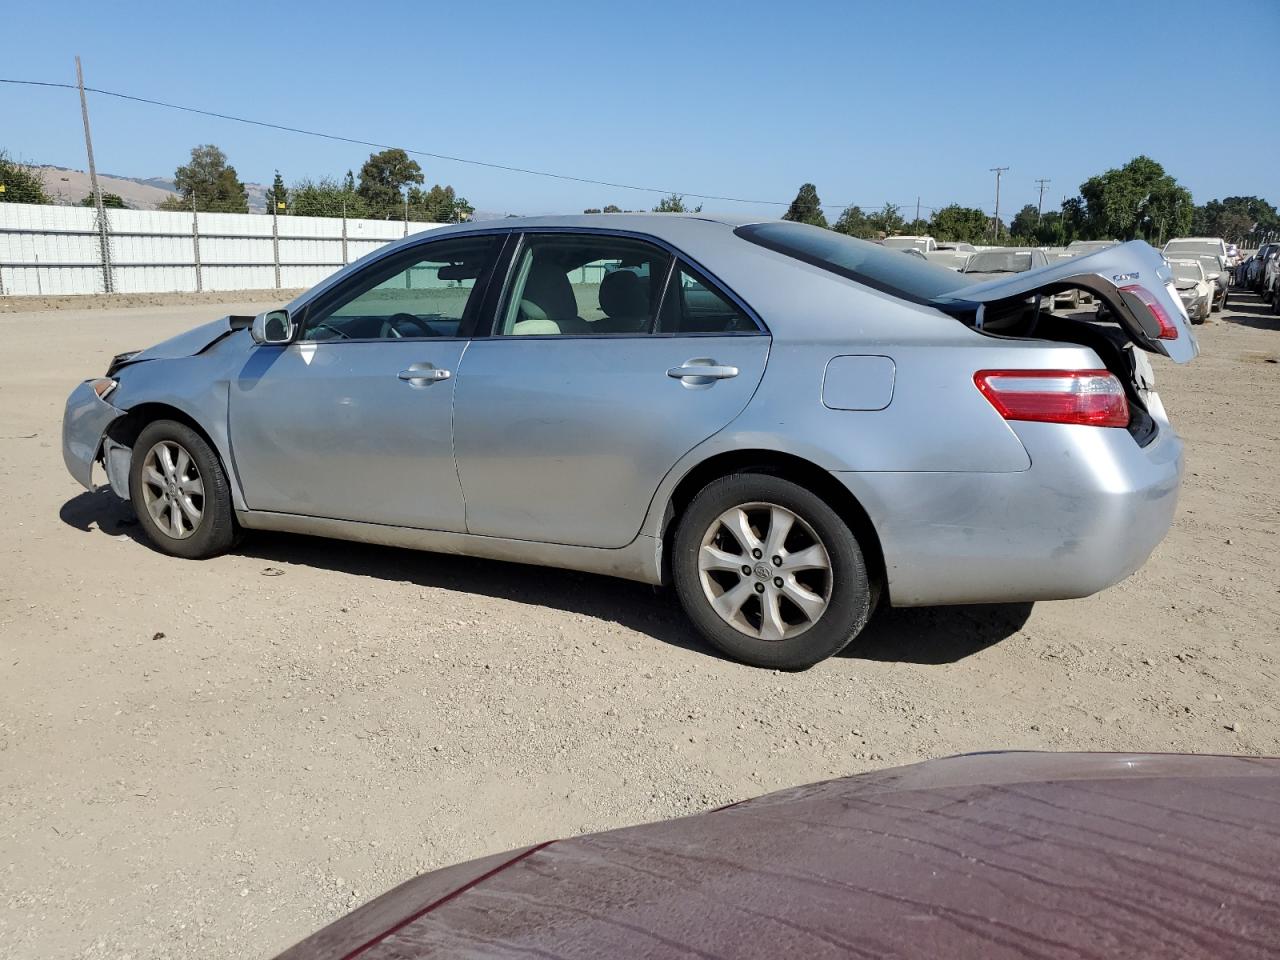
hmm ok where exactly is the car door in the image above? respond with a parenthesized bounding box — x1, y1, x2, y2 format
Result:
(452, 231, 770, 549)
(228, 233, 503, 529)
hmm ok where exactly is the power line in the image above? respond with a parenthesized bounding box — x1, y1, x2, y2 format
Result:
(3, 77, 1004, 215)
(2, 76, 909, 211)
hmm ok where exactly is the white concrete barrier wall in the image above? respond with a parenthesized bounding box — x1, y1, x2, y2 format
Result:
(0, 202, 444, 296)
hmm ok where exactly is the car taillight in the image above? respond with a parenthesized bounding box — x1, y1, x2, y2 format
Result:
(1119, 283, 1178, 340)
(974, 370, 1129, 428)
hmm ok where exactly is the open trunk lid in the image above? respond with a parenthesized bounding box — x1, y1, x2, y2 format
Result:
(933, 240, 1198, 363)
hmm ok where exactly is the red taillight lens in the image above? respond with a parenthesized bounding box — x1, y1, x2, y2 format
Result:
(974, 370, 1129, 428)
(1119, 283, 1178, 340)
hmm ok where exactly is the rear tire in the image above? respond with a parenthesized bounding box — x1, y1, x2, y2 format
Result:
(672, 473, 872, 670)
(129, 420, 237, 560)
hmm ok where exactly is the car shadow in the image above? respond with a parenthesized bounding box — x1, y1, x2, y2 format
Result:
(1222, 295, 1279, 329)
(59, 491, 1032, 667)
(848, 602, 1033, 664)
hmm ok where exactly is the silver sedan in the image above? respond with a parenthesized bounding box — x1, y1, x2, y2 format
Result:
(63, 215, 1197, 668)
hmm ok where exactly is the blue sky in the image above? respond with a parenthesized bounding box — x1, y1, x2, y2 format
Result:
(3, 0, 1278, 219)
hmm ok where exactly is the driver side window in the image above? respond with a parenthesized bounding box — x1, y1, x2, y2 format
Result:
(302, 235, 500, 341)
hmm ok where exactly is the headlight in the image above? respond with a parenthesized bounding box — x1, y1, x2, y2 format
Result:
(88, 378, 118, 400)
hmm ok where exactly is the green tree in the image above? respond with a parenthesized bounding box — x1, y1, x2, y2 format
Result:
(1008, 204, 1040, 241)
(1034, 210, 1065, 245)
(0, 150, 51, 204)
(652, 193, 701, 213)
(266, 170, 289, 213)
(357, 148, 423, 216)
(867, 202, 904, 237)
(832, 205, 873, 238)
(79, 191, 126, 209)
(602, 204, 622, 213)
(1192, 196, 1278, 242)
(903, 218, 930, 235)
(1060, 196, 1087, 242)
(1078, 156, 1191, 244)
(170, 144, 249, 213)
(408, 183, 473, 223)
(290, 176, 366, 218)
(929, 204, 991, 245)
(583, 207, 602, 214)
(781, 183, 827, 227)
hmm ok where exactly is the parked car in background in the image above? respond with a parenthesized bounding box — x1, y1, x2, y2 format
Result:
(274, 752, 1280, 960)
(62, 216, 1196, 670)
(1262, 246, 1280, 304)
(923, 248, 971, 271)
(1164, 237, 1229, 260)
(1166, 250, 1230, 311)
(881, 235, 937, 253)
(959, 247, 1050, 283)
(1167, 258, 1213, 323)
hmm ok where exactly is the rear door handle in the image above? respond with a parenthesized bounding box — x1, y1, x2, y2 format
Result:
(666, 359, 740, 385)
(398, 364, 452, 385)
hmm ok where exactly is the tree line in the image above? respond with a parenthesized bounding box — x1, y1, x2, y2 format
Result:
(773, 157, 1278, 248)
(4, 147, 1277, 245)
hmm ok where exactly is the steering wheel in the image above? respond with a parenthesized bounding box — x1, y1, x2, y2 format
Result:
(311, 320, 351, 340)
(380, 313, 439, 339)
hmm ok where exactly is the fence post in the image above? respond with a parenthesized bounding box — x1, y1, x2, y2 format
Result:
(191, 198, 203, 293)
(272, 204, 281, 289)
(403, 195, 408, 237)
(341, 201, 349, 266)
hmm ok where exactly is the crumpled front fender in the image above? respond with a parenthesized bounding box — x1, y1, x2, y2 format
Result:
(62, 381, 124, 491)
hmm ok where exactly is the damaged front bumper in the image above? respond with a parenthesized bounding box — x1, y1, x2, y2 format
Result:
(62, 380, 129, 495)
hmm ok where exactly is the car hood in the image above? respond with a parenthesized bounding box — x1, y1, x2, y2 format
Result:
(274, 751, 1280, 959)
(116, 315, 251, 370)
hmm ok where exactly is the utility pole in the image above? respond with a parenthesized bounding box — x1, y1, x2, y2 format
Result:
(989, 167, 1009, 242)
(76, 56, 113, 293)
(1035, 178, 1051, 224)
(915, 196, 921, 226)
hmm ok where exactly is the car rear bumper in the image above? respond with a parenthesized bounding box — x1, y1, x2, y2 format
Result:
(62, 381, 124, 491)
(837, 420, 1183, 606)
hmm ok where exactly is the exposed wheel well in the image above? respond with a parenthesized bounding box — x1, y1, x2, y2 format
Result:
(661, 449, 887, 604)
(104, 403, 229, 485)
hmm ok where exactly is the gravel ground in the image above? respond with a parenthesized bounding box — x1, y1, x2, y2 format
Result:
(1, 293, 1278, 959)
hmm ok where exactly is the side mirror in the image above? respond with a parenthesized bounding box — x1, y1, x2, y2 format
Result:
(250, 309, 295, 345)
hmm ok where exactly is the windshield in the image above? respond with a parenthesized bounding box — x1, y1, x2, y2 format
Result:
(1182, 253, 1223, 275)
(734, 222, 961, 303)
(964, 251, 1035, 274)
(1165, 240, 1222, 256)
(1169, 260, 1204, 282)
(882, 237, 925, 250)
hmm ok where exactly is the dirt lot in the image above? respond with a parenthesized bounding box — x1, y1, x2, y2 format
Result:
(1, 293, 1278, 959)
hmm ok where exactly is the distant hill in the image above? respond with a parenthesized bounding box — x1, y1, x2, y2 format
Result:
(35, 165, 270, 212)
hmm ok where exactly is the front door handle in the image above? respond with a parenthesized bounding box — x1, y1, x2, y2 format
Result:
(398, 364, 452, 385)
(666, 359, 740, 386)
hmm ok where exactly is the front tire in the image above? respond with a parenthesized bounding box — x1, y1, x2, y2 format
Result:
(672, 473, 872, 669)
(129, 420, 237, 559)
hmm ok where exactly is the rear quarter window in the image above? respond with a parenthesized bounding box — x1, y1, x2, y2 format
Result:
(735, 221, 962, 304)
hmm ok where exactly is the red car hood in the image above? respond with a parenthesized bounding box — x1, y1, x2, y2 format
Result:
(275, 751, 1280, 959)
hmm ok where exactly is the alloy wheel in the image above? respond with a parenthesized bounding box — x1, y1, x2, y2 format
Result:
(140, 440, 205, 540)
(697, 501, 832, 641)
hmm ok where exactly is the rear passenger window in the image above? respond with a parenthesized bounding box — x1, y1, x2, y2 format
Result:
(496, 235, 672, 336)
(658, 261, 755, 334)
